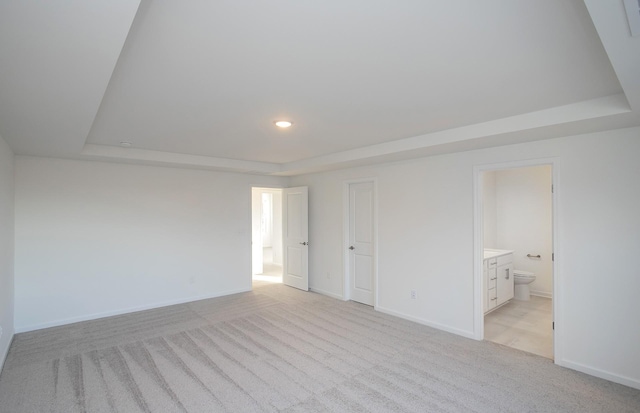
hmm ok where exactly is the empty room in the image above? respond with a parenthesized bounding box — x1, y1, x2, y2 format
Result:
(1, 1, 639, 412)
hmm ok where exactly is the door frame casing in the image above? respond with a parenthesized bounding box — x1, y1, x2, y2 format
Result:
(473, 158, 561, 363)
(343, 178, 378, 306)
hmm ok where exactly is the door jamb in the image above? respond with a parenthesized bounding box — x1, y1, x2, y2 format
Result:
(473, 158, 561, 363)
(343, 178, 378, 307)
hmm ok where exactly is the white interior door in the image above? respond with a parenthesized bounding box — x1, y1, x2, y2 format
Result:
(283, 186, 309, 291)
(348, 182, 375, 305)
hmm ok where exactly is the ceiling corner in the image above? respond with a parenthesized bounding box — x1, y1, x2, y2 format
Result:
(0, 0, 141, 156)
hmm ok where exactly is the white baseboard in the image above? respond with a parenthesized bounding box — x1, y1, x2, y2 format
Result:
(557, 358, 640, 390)
(0, 330, 14, 376)
(15, 287, 251, 333)
(531, 290, 553, 299)
(309, 286, 344, 300)
(375, 305, 476, 340)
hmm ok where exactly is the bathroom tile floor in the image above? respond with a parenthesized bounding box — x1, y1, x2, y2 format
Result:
(484, 295, 553, 359)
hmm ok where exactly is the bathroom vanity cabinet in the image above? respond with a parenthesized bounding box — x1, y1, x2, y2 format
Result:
(483, 249, 514, 314)
(483, 259, 496, 312)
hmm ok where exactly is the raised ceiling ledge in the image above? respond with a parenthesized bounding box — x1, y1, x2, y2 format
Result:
(79, 93, 630, 176)
(80, 144, 283, 175)
(279, 93, 631, 175)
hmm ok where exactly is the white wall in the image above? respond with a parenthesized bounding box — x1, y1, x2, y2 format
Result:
(14, 157, 287, 331)
(0, 136, 14, 372)
(292, 127, 640, 389)
(482, 171, 497, 248)
(495, 166, 553, 297)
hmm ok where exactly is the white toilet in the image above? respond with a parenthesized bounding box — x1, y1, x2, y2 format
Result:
(513, 270, 536, 301)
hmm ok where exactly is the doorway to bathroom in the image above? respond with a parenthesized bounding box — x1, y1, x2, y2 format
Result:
(477, 162, 556, 360)
(251, 187, 283, 285)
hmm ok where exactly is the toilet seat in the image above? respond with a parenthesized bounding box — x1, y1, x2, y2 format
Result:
(513, 269, 534, 279)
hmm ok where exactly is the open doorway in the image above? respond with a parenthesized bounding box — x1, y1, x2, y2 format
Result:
(479, 164, 555, 359)
(251, 187, 283, 285)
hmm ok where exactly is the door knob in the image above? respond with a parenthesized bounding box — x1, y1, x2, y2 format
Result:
(349, 246, 355, 250)
(299, 242, 308, 246)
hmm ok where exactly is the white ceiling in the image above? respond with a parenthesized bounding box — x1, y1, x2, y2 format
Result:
(1, 0, 639, 175)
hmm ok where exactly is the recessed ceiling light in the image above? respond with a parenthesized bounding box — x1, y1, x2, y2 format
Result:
(120, 141, 132, 148)
(274, 120, 293, 128)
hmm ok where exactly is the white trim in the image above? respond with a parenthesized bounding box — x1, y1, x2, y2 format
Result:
(376, 306, 476, 339)
(530, 290, 553, 299)
(0, 331, 14, 376)
(473, 167, 484, 340)
(309, 287, 344, 300)
(473, 157, 561, 362)
(249, 183, 286, 190)
(557, 359, 640, 390)
(15, 287, 251, 333)
(343, 182, 349, 300)
(343, 178, 378, 305)
(551, 159, 561, 363)
(279, 94, 628, 176)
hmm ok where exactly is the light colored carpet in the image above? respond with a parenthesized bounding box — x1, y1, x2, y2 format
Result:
(0, 283, 638, 412)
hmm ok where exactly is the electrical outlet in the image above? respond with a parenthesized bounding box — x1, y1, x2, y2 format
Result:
(410, 290, 417, 299)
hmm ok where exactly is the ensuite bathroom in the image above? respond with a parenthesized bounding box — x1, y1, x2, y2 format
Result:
(251, 187, 284, 285)
(482, 165, 554, 359)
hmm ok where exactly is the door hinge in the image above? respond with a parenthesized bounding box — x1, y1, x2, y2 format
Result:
(551, 184, 554, 193)
(552, 322, 555, 330)
(552, 252, 554, 261)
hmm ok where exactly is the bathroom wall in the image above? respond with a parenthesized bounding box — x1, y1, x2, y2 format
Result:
(495, 166, 553, 297)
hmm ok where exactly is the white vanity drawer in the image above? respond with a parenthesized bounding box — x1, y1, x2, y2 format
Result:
(488, 288, 497, 308)
(487, 258, 497, 268)
(497, 254, 512, 266)
(488, 277, 497, 290)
